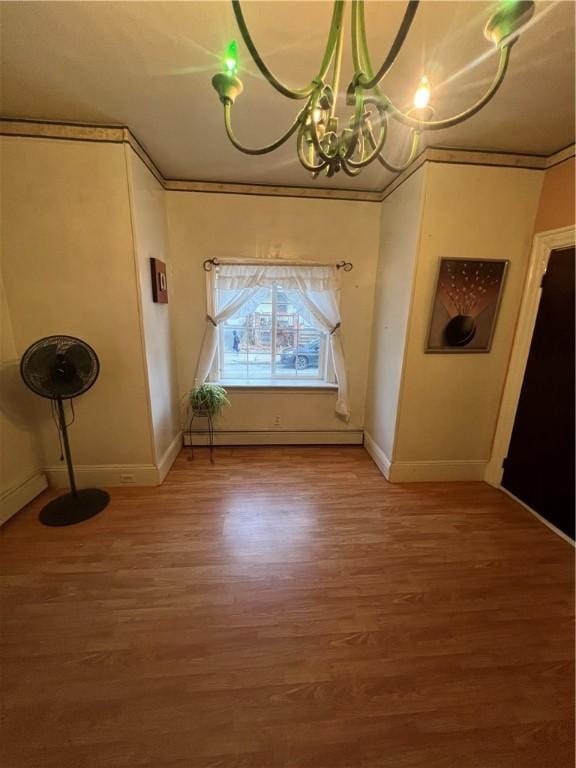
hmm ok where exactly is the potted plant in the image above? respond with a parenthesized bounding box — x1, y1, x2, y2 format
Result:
(189, 383, 230, 419)
(185, 383, 230, 461)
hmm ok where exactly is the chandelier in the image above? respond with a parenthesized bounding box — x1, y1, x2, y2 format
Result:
(212, 0, 534, 179)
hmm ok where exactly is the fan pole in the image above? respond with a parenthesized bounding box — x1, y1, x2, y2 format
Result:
(56, 396, 78, 498)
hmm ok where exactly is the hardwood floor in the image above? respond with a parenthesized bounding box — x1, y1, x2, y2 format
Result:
(1, 446, 574, 768)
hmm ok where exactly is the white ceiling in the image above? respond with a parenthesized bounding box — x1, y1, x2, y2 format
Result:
(1, 1, 574, 192)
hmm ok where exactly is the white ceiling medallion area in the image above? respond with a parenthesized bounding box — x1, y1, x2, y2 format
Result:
(0, 1, 574, 193)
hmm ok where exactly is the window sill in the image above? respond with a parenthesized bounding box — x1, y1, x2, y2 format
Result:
(216, 379, 338, 392)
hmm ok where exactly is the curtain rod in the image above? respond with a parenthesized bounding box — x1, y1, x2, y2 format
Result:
(202, 257, 353, 272)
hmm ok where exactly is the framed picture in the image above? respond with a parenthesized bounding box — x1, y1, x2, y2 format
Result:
(426, 258, 508, 353)
(150, 258, 168, 303)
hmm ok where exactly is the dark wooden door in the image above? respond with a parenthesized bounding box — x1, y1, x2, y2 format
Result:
(502, 246, 575, 539)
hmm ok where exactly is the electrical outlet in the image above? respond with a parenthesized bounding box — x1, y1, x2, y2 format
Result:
(120, 473, 136, 484)
(274, 415, 281, 427)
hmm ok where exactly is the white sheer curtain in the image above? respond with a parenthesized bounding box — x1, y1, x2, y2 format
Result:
(285, 284, 348, 419)
(194, 270, 263, 384)
(195, 263, 350, 419)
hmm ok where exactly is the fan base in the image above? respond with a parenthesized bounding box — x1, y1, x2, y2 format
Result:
(39, 489, 109, 527)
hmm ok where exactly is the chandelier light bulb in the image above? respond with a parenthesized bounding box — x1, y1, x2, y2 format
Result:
(224, 40, 238, 75)
(312, 107, 323, 124)
(413, 76, 430, 109)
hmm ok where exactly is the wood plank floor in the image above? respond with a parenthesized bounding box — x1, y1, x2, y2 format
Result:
(1, 446, 574, 768)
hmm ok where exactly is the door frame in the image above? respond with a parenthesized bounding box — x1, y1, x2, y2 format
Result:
(486, 224, 575, 493)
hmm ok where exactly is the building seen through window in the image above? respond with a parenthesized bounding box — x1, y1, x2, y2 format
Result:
(218, 285, 327, 381)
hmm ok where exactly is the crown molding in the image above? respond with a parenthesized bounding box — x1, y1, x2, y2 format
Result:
(380, 143, 575, 202)
(123, 129, 165, 186)
(165, 177, 381, 202)
(1, 118, 573, 203)
(0, 117, 125, 143)
(0, 117, 167, 187)
(545, 143, 575, 169)
(0, 118, 379, 202)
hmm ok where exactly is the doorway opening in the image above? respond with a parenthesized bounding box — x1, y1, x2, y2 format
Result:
(502, 246, 574, 539)
(487, 226, 575, 542)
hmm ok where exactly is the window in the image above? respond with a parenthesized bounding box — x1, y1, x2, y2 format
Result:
(196, 262, 347, 413)
(215, 284, 332, 384)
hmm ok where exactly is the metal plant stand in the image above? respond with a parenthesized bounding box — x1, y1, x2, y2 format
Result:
(187, 408, 215, 463)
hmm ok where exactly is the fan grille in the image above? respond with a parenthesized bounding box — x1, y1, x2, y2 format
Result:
(20, 335, 100, 399)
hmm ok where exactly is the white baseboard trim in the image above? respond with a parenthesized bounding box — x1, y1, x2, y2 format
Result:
(363, 432, 486, 483)
(44, 463, 160, 488)
(389, 459, 487, 483)
(499, 486, 575, 547)
(45, 434, 183, 489)
(0, 471, 48, 525)
(157, 432, 182, 483)
(363, 431, 391, 480)
(183, 429, 363, 446)
(484, 461, 503, 487)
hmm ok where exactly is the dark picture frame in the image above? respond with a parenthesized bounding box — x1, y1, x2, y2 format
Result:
(150, 258, 168, 303)
(426, 258, 508, 353)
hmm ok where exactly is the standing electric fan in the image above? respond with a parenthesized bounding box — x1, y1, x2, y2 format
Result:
(20, 335, 109, 526)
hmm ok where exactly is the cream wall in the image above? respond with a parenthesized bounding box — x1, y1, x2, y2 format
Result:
(0, 136, 155, 487)
(364, 169, 425, 467)
(533, 159, 575, 233)
(391, 164, 543, 480)
(166, 192, 380, 435)
(0, 273, 46, 521)
(0, 131, 564, 503)
(126, 150, 180, 465)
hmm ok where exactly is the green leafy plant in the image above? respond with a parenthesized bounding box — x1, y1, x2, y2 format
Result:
(189, 383, 230, 418)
